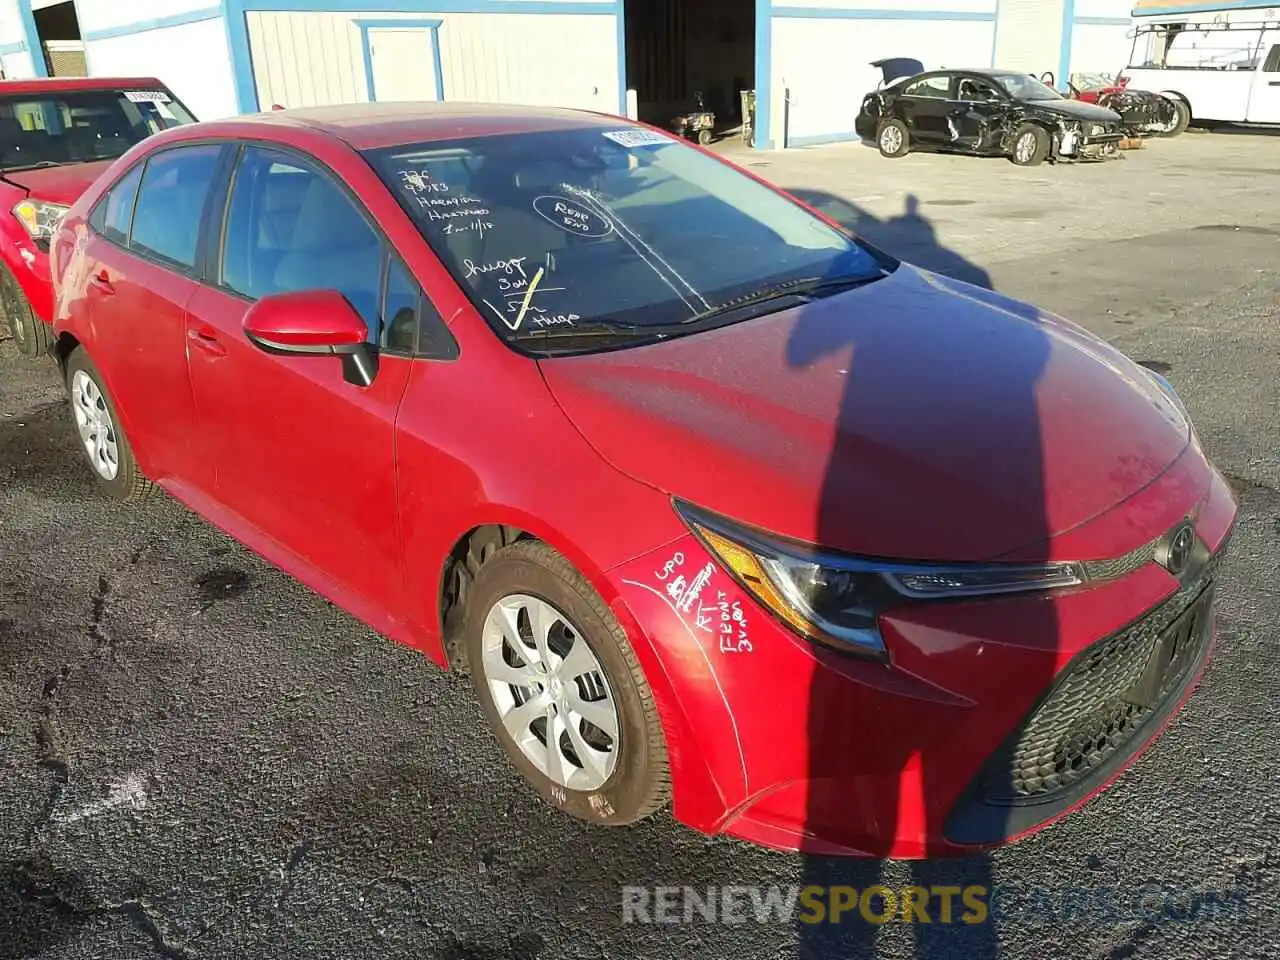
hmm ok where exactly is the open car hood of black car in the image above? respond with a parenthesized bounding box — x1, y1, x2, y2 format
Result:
(872, 57, 925, 86)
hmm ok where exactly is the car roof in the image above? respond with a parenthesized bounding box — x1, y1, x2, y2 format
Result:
(188, 101, 632, 151)
(0, 76, 170, 95)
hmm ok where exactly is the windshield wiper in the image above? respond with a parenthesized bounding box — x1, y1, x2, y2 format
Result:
(1, 160, 63, 172)
(511, 319, 661, 342)
(675, 272, 885, 327)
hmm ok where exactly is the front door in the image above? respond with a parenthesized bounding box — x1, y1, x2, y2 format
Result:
(79, 143, 224, 486)
(186, 144, 411, 618)
(367, 27, 442, 102)
(1247, 40, 1280, 123)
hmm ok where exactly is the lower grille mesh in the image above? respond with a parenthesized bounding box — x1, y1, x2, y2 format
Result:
(980, 555, 1220, 804)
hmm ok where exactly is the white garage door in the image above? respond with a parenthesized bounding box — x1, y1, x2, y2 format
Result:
(994, 0, 1066, 77)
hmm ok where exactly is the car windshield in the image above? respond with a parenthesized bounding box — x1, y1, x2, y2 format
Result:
(0, 88, 196, 171)
(362, 125, 887, 351)
(994, 74, 1064, 101)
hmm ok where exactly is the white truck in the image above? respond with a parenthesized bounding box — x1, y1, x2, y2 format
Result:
(1120, 1, 1280, 129)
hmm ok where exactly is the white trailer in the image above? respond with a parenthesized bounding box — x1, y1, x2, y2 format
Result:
(1120, 1, 1280, 126)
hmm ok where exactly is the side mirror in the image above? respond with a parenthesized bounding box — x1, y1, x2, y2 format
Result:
(243, 289, 378, 387)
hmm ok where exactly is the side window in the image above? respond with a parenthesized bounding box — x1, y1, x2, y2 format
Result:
(221, 146, 383, 341)
(1264, 44, 1280, 73)
(381, 255, 419, 353)
(129, 144, 221, 271)
(903, 76, 952, 99)
(89, 163, 143, 244)
(958, 78, 1000, 102)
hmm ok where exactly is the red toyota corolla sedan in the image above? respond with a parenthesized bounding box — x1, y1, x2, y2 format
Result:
(48, 103, 1235, 858)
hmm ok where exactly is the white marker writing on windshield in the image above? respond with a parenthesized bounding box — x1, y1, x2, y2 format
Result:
(514, 267, 545, 329)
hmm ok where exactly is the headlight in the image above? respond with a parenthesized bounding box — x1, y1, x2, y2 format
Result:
(677, 501, 1083, 661)
(12, 198, 70, 244)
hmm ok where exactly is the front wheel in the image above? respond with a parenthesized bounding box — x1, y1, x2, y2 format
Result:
(877, 118, 911, 158)
(464, 540, 670, 825)
(1, 263, 50, 359)
(697, 128, 713, 146)
(1010, 124, 1050, 166)
(65, 348, 153, 501)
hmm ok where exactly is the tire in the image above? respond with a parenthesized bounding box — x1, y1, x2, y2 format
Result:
(1010, 124, 1050, 166)
(1159, 97, 1191, 137)
(877, 118, 910, 158)
(1, 263, 50, 359)
(64, 347, 153, 501)
(464, 539, 670, 826)
(697, 128, 713, 146)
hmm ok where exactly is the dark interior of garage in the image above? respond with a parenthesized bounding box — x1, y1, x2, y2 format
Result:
(624, 0, 754, 139)
(33, 1, 85, 77)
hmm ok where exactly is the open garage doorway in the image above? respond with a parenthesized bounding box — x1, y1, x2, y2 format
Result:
(32, 0, 86, 76)
(623, 0, 755, 144)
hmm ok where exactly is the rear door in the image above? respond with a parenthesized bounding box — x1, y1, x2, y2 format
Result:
(80, 142, 226, 486)
(898, 74, 956, 143)
(1247, 40, 1280, 123)
(184, 143, 414, 618)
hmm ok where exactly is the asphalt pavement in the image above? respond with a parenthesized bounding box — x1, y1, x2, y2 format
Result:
(1, 130, 1278, 960)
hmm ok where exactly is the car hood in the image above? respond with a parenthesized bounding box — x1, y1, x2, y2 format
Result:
(540, 266, 1191, 562)
(0, 159, 115, 205)
(1032, 98, 1123, 124)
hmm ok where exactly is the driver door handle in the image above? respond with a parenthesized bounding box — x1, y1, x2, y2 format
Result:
(88, 270, 114, 296)
(188, 326, 226, 358)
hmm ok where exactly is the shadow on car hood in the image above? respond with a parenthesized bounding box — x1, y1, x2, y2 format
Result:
(540, 266, 1190, 562)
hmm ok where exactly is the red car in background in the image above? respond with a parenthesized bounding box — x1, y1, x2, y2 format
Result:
(0, 76, 196, 358)
(47, 103, 1235, 857)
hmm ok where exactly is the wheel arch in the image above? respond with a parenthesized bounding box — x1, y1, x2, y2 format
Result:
(433, 510, 731, 833)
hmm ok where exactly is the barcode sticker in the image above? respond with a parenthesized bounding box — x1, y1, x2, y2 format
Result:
(124, 90, 171, 103)
(602, 128, 672, 148)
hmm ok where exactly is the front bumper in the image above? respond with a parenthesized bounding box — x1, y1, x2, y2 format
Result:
(609, 450, 1237, 858)
(1055, 129, 1124, 162)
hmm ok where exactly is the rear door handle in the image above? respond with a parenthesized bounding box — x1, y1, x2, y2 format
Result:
(188, 326, 226, 358)
(1270, 80, 1280, 86)
(88, 271, 114, 296)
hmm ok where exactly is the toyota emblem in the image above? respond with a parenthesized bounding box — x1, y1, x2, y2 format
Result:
(1159, 522, 1196, 576)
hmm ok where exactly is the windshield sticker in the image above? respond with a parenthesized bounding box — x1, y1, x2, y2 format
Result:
(532, 195, 614, 237)
(124, 90, 171, 103)
(602, 128, 672, 148)
(398, 168, 449, 194)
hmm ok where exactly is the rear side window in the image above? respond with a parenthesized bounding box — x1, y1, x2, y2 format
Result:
(89, 163, 143, 244)
(129, 144, 221, 270)
(904, 76, 951, 99)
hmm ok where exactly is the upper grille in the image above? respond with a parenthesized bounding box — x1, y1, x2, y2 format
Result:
(977, 548, 1222, 804)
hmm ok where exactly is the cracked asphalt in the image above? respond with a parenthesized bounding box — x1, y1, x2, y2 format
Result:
(2, 130, 1279, 959)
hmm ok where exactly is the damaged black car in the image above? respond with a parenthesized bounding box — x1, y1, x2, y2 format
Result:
(855, 64, 1126, 166)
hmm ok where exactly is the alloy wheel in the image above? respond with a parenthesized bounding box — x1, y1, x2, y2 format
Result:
(880, 126, 903, 153)
(480, 593, 620, 791)
(71, 369, 120, 481)
(1015, 132, 1038, 164)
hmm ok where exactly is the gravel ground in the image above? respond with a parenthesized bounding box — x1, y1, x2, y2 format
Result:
(1, 129, 1277, 960)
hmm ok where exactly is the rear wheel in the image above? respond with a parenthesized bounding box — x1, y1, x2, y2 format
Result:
(877, 119, 911, 158)
(1010, 124, 1050, 166)
(464, 540, 670, 825)
(1159, 97, 1191, 137)
(1, 263, 49, 359)
(697, 128, 713, 146)
(65, 348, 153, 501)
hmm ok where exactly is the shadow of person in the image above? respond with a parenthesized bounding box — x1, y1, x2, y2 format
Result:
(786, 191, 993, 291)
(784, 208, 1059, 958)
